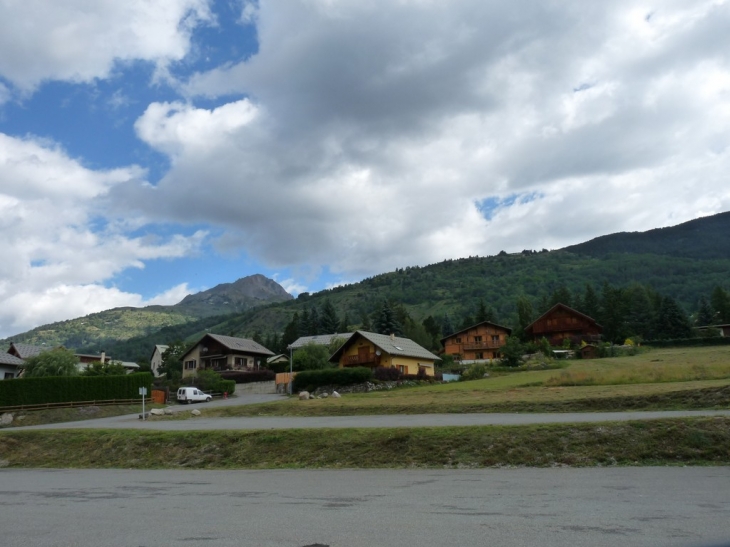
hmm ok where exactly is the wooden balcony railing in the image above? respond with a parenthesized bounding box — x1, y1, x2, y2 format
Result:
(344, 353, 380, 366)
(462, 341, 502, 351)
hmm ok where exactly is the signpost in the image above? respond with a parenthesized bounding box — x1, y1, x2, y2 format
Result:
(139, 387, 148, 420)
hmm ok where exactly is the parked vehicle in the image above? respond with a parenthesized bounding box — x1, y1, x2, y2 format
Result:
(177, 387, 212, 404)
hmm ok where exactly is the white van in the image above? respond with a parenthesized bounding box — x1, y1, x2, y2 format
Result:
(177, 387, 212, 404)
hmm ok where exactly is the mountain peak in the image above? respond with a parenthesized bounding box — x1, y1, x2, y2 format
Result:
(174, 274, 292, 315)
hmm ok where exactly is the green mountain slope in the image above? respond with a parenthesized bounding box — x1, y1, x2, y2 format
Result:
(1, 274, 292, 351)
(6, 212, 730, 361)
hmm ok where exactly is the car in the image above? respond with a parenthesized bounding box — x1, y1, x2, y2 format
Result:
(177, 387, 212, 404)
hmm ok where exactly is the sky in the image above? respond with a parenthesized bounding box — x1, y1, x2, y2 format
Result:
(0, 0, 729, 339)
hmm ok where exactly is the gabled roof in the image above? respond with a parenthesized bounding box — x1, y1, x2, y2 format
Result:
(329, 331, 440, 363)
(8, 343, 47, 359)
(183, 333, 275, 360)
(288, 332, 354, 350)
(524, 303, 602, 333)
(150, 344, 169, 359)
(440, 321, 512, 343)
(267, 354, 289, 364)
(0, 353, 25, 366)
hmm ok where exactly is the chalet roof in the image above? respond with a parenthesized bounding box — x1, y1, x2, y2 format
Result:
(440, 321, 512, 343)
(329, 331, 440, 363)
(0, 353, 24, 366)
(524, 303, 603, 334)
(267, 354, 289, 364)
(183, 333, 275, 360)
(151, 344, 169, 359)
(288, 332, 354, 350)
(8, 342, 47, 359)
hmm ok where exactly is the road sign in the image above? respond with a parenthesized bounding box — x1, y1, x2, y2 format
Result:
(138, 387, 147, 396)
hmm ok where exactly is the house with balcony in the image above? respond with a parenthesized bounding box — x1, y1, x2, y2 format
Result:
(524, 303, 603, 346)
(329, 331, 439, 376)
(441, 321, 512, 362)
(180, 333, 275, 379)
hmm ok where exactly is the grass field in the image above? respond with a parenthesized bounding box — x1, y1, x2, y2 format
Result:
(196, 346, 730, 417)
(0, 404, 156, 429)
(1, 417, 728, 469)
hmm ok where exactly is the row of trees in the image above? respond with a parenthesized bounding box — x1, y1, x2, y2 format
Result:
(15, 348, 138, 378)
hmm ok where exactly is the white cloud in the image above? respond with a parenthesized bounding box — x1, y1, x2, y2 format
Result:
(278, 279, 307, 296)
(116, 0, 730, 278)
(0, 283, 194, 339)
(0, 0, 213, 92)
(0, 132, 206, 338)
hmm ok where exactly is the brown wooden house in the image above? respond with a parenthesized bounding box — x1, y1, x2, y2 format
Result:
(441, 321, 512, 361)
(525, 303, 602, 346)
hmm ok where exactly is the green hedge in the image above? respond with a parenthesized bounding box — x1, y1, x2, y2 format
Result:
(644, 337, 730, 348)
(0, 373, 153, 407)
(293, 367, 372, 392)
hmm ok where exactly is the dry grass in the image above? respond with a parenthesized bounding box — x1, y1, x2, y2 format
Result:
(2, 417, 728, 469)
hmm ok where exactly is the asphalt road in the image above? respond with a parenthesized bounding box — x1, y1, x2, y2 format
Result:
(1, 467, 728, 547)
(11, 408, 730, 431)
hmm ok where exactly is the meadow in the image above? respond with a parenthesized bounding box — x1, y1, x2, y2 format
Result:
(203, 346, 730, 417)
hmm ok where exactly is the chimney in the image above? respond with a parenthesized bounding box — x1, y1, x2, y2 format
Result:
(100, 351, 106, 363)
(390, 333, 395, 341)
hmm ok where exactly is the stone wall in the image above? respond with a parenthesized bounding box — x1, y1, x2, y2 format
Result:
(234, 381, 277, 395)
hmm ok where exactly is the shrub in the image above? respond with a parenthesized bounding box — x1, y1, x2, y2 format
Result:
(219, 370, 276, 384)
(292, 343, 334, 371)
(461, 363, 488, 381)
(0, 373, 152, 407)
(265, 361, 291, 374)
(190, 370, 236, 395)
(373, 366, 402, 381)
(292, 367, 372, 392)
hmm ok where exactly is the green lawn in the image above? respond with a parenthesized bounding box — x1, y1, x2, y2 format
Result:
(197, 346, 730, 417)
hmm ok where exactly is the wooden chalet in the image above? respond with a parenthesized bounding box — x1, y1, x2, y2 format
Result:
(440, 321, 512, 361)
(181, 333, 275, 379)
(525, 303, 603, 346)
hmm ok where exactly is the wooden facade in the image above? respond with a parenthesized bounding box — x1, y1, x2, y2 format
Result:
(525, 303, 602, 346)
(329, 331, 439, 376)
(181, 333, 274, 379)
(441, 321, 512, 361)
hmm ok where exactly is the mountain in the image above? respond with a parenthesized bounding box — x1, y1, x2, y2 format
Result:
(171, 274, 293, 317)
(5, 212, 730, 361)
(563, 212, 730, 259)
(0, 274, 292, 351)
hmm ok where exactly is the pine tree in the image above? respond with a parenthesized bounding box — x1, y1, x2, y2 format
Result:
(516, 295, 534, 331)
(711, 286, 730, 323)
(697, 297, 715, 326)
(308, 307, 320, 335)
(549, 285, 572, 308)
(360, 312, 372, 332)
(441, 314, 454, 337)
(373, 300, 402, 336)
(599, 282, 628, 343)
(654, 296, 692, 339)
(338, 313, 351, 333)
(319, 299, 339, 334)
(298, 309, 310, 336)
(282, 313, 300, 349)
(582, 284, 600, 319)
(624, 284, 655, 340)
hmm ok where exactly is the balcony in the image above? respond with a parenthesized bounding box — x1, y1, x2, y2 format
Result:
(344, 353, 380, 366)
(462, 341, 502, 351)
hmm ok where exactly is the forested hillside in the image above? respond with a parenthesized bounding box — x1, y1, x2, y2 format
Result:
(6, 212, 730, 362)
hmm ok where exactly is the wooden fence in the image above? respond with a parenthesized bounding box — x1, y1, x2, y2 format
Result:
(0, 398, 148, 413)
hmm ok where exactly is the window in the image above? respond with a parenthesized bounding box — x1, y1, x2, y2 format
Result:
(398, 365, 406, 373)
(235, 357, 247, 367)
(474, 336, 483, 342)
(4, 372, 14, 379)
(456, 337, 462, 343)
(184, 360, 197, 370)
(492, 335, 500, 342)
(475, 352, 484, 359)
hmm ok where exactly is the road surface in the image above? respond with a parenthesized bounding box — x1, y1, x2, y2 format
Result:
(0, 467, 727, 547)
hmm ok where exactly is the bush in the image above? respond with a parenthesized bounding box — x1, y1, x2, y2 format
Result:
(265, 361, 291, 374)
(373, 366, 402, 381)
(293, 367, 372, 392)
(219, 370, 276, 384)
(0, 373, 153, 407)
(188, 370, 236, 395)
(292, 343, 334, 371)
(461, 363, 488, 381)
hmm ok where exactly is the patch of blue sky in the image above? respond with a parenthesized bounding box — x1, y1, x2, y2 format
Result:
(476, 191, 543, 220)
(0, 65, 174, 180)
(109, 249, 305, 302)
(175, 0, 259, 79)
